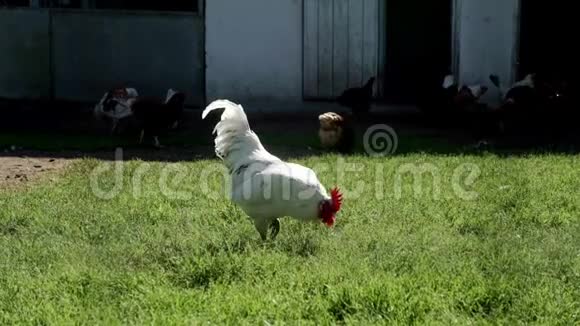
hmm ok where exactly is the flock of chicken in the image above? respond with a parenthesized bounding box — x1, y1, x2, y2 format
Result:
(319, 71, 575, 152)
(89, 73, 572, 240)
(92, 79, 372, 154)
(92, 88, 349, 240)
(437, 72, 574, 142)
(93, 87, 186, 148)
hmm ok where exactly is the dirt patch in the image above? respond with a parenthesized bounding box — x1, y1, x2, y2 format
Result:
(0, 143, 320, 190)
(0, 153, 75, 189)
(0, 146, 218, 190)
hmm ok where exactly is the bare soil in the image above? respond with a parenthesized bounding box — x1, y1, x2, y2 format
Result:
(0, 153, 73, 189)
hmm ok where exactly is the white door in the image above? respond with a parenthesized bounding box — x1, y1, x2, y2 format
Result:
(303, 0, 383, 100)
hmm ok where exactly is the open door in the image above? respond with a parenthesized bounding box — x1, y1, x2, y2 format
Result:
(518, 1, 577, 82)
(383, 0, 452, 104)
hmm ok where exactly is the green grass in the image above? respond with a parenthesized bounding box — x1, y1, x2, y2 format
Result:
(1, 149, 579, 324)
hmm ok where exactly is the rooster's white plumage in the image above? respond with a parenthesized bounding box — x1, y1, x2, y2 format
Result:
(202, 99, 342, 240)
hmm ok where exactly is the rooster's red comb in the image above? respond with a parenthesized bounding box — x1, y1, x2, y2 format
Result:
(330, 187, 343, 213)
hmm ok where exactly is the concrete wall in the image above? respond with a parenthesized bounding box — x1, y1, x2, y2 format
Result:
(205, 0, 303, 103)
(2, 3, 524, 108)
(454, 0, 520, 106)
(0, 9, 51, 99)
(52, 10, 205, 106)
(0, 9, 204, 106)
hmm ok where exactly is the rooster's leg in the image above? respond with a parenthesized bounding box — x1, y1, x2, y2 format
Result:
(139, 130, 145, 144)
(110, 119, 119, 135)
(254, 218, 279, 241)
(254, 219, 268, 241)
(153, 136, 163, 148)
(270, 219, 280, 240)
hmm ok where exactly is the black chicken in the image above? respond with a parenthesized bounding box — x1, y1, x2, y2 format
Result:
(490, 73, 558, 140)
(441, 74, 459, 107)
(337, 77, 375, 117)
(130, 89, 186, 148)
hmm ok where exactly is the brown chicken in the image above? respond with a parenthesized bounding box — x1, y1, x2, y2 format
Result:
(318, 112, 355, 154)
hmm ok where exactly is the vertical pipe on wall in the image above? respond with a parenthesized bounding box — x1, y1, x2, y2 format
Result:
(360, 0, 365, 87)
(201, 0, 207, 106)
(301, 0, 304, 99)
(48, 6, 54, 100)
(511, 0, 521, 84)
(451, 0, 461, 79)
(377, 0, 385, 99)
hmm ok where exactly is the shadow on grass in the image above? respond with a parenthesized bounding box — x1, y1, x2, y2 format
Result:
(1, 99, 579, 162)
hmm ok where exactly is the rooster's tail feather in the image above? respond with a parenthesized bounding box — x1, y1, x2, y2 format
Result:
(203, 100, 252, 159)
(202, 99, 278, 168)
(202, 100, 249, 129)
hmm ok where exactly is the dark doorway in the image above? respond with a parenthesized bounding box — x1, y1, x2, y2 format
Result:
(518, 1, 577, 83)
(383, 1, 452, 104)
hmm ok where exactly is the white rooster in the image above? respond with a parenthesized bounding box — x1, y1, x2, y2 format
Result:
(202, 99, 343, 240)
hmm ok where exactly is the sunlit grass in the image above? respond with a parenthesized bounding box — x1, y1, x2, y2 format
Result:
(1, 150, 579, 324)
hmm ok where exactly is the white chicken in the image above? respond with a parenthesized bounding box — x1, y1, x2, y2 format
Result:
(94, 87, 139, 135)
(202, 99, 343, 240)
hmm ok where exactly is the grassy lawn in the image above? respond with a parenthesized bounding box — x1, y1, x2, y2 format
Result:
(1, 141, 579, 323)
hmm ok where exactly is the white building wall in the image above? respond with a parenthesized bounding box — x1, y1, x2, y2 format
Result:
(205, 0, 304, 103)
(454, 0, 520, 106)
